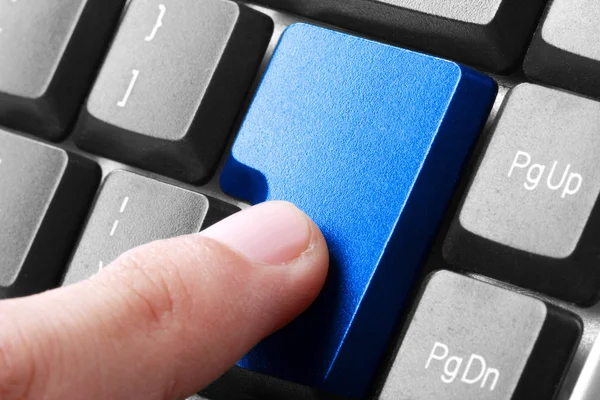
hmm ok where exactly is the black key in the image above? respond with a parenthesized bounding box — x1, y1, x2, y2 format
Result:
(0, 129, 99, 298)
(74, 0, 273, 183)
(62, 170, 239, 284)
(444, 84, 600, 304)
(524, 0, 600, 99)
(0, 0, 125, 140)
(380, 271, 580, 400)
(248, 0, 545, 73)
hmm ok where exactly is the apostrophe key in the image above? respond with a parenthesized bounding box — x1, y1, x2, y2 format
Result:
(379, 271, 581, 400)
(0, 129, 99, 298)
(444, 83, 600, 305)
(220, 24, 497, 398)
(62, 171, 239, 285)
(248, 0, 546, 73)
(0, 0, 125, 140)
(525, 0, 600, 99)
(75, 0, 273, 183)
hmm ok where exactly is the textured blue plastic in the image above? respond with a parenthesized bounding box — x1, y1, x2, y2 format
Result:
(220, 23, 497, 398)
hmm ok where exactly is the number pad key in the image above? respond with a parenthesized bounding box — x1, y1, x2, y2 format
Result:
(75, 0, 273, 183)
(380, 271, 580, 400)
(444, 83, 600, 304)
(62, 170, 238, 284)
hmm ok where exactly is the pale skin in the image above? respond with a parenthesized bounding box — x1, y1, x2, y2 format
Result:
(0, 201, 329, 400)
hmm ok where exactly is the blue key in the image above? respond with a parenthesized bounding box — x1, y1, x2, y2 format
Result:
(220, 23, 497, 398)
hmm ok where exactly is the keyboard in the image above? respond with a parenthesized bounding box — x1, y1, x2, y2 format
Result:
(2, 0, 600, 399)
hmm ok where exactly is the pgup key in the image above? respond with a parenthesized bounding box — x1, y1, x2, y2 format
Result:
(508, 151, 582, 198)
(444, 84, 600, 304)
(380, 271, 581, 400)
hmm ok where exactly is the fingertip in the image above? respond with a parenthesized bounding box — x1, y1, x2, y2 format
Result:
(0, 201, 331, 400)
(200, 200, 329, 330)
(201, 201, 327, 267)
(234, 202, 330, 330)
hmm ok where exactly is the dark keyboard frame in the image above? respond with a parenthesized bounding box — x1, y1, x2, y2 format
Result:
(9, 3, 598, 400)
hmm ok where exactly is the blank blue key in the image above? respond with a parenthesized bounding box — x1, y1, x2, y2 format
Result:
(220, 23, 496, 398)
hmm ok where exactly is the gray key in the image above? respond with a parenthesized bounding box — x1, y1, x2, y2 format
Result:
(380, 271, 580, 400)
(75, 0, 273, 183)
(249, 0, 546, 73)
(62, 171, 238, 284)
(0, 0, 125, 139)
(525, 0, 600, 99)
(444, 83, 600, 304)
(0, 129, 99, 298)
(461, 84, 600, 259)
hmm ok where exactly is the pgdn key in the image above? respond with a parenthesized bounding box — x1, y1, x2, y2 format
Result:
(425, 342, 500, 390)
(380, 271, 581, 400)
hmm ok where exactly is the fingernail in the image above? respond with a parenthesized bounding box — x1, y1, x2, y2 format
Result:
(201, 201, 313, 265)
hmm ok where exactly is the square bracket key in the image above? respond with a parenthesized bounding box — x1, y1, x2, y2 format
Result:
(75, 0, 272, 183)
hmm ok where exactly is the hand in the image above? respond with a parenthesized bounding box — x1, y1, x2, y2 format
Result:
(0, 201, 329, 400)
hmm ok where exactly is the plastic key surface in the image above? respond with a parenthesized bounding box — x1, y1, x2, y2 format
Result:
(0, 0, 125, 139)
(0, 129, 99, 298)
(444, 83, 600, 305)
(75, 0, 272, 183)
(248, 0, 546, 73)
(380, 271, 580, 400)
(62, 171, 238, 285)
(220, 24, 497, 398)
(525, 0, 600, 99)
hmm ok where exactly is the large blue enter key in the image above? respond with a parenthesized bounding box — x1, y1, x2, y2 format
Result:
(220, 24, 497, 398)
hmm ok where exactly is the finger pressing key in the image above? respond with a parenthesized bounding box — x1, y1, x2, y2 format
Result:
(0, 202, 328, 400)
